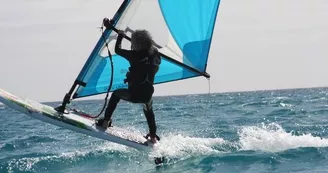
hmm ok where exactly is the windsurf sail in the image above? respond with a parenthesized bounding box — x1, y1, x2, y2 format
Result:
(58, 0, 220, 108)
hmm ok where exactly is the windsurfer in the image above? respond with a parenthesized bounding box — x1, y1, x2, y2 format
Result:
(96, 18, 161, 144)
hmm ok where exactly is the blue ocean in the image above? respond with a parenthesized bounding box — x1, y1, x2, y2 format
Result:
(1, 88, 328, 173)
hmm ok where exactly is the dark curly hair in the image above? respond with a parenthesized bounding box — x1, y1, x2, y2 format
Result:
(131, 30, 153, 51)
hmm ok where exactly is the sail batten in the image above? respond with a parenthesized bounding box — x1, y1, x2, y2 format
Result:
(72, 0, 220, 99)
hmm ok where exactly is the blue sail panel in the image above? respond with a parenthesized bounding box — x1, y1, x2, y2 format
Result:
(155, 58, 199, 84)
(159, 0, 220, 72)
(75, 54, 129, 98)
(75, 54, 200, 98)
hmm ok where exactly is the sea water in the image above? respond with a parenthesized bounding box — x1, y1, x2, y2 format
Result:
(1, 88, 328, 173)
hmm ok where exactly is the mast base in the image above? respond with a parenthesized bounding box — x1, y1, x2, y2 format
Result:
(55, 93, 71, 114)
(54, 105, 69, 114)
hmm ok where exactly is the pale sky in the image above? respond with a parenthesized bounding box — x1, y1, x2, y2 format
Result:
(0, 0, 328, 102)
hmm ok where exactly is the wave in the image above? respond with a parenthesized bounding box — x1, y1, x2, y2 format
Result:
(0, 141, 133, 172)
(148, 123, 328, 164)
(238, 123, 328, 152)
(3, 123, 328, 171)
(266, 108, 296, 116)
(150, 133, 228, 160)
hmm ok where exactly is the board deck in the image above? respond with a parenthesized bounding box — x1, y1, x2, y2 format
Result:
(0, 88, 152, 151)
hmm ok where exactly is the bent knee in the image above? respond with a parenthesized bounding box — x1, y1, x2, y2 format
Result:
(143, 103, 152, 111)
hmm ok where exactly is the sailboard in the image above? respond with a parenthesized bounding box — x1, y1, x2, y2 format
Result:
(0, 0, 221, 164)
(0, 89, 151, 151)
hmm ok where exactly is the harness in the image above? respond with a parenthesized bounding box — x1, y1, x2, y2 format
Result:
(125, 49, 160, 85)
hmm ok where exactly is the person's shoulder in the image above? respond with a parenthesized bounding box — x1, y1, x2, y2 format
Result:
(149, 47, 159, 56)
(153, 47, 159, 54)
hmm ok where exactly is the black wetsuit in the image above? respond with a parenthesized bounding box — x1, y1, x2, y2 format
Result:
(103, 33, 161, 137)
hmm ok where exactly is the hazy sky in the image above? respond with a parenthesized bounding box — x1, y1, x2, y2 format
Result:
(0, 0, 327, 102)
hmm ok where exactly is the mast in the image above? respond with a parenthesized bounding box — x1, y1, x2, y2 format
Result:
(55, 0, 131, 113)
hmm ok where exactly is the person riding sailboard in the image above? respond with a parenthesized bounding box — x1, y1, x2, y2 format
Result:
(0, 0, 221, 166)
(96, 18, 161, 144)
(51, 0, 219, 154)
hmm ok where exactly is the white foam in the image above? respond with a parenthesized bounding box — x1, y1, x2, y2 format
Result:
(279, 103, 293, 107)
(239, 123, 328, 152)
(106, 126, 147, 144)
(150, 133, 226, 159)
